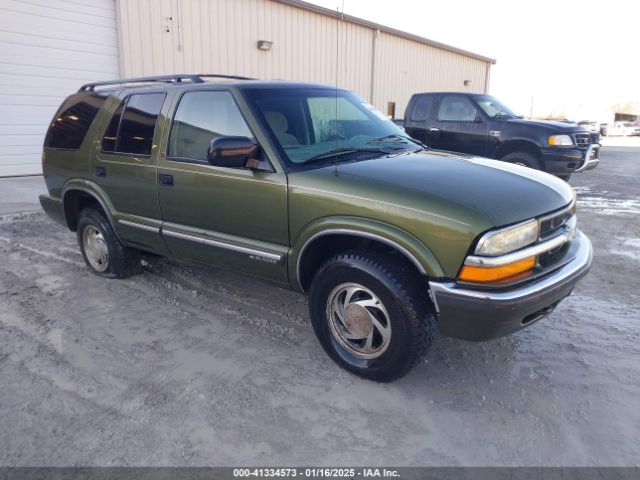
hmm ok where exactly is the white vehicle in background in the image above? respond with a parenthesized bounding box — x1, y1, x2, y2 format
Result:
(603, 121, 640, 136)
(577, 120, 600, 133)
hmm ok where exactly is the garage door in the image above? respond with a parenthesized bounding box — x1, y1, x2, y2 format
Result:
(0, 0, 119, 177)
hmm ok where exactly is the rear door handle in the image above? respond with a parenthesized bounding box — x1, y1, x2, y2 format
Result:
(159, 173, 174, 186)
(429, 128, 440, 133)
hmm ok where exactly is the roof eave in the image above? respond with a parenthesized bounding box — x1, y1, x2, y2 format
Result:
(270, 0, 497, 65)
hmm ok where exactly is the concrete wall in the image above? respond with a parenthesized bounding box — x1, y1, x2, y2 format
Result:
(116, 0, 492, 117)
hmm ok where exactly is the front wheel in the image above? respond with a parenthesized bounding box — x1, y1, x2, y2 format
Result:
(309, 251, 436, 382)
(501, 151, 541, 170)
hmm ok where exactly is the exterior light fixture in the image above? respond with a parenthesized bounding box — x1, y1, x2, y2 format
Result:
(464, 80, 471, 86)
(257, 40, 273, 51)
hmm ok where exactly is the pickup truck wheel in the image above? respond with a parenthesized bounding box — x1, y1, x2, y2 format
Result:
(501, 151, 541, 170)
(557, 173, 572, 182)
(77, 208, 141, 278)
(309, 251, 436, 382)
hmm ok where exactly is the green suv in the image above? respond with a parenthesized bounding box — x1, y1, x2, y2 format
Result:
(40, 74, 593, 382)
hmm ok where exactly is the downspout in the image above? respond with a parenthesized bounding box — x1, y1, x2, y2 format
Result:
(484, 62, 491, 94)
(370, 29, 380, 104)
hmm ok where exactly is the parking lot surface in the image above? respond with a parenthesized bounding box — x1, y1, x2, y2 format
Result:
(1, 147, 639, 467)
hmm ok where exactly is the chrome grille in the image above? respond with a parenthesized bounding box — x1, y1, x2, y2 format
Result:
(539, 202, 576, 240)
(574, 133, 590, 149)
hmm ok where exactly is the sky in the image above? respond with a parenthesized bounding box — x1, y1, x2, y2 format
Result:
(306, 0, 638, 121)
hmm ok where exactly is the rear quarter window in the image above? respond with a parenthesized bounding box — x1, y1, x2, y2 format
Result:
(45, 94, 108, 150)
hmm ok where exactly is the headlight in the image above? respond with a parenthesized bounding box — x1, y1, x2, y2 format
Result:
(474, 219, 539, 256)
(548, 134, 573, 146)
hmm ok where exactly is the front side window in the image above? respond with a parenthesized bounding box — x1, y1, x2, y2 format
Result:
(437, 95, 478, 122)
(244, 88, 418, 168)
(168, 91, 253, 162)
(474, 95, 517, 119)
(102, 93, 165, 156)
(45, 94, 107, 150)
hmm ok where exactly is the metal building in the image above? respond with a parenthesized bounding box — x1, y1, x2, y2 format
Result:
(0, 0, 494, 176)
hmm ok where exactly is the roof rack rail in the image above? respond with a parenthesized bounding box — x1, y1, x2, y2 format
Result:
(78, 73, 254, 92)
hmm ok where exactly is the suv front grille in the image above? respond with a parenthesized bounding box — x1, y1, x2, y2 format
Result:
(574, 133, 591, 149)
(540, 203, 576, 240)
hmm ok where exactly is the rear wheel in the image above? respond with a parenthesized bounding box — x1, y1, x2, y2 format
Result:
(501, 151, 541, 170)
(309, 251, 436, 382)
(77, 208, 141, 278)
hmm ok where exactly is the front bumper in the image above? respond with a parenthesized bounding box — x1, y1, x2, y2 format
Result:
(429, 230, 593, 341)
(542, 144, 599, 174)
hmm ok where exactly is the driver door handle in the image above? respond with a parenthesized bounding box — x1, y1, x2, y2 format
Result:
(159, 173, 174, 186)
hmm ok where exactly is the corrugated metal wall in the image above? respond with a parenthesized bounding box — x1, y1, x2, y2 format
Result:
(117, 0, 490, 116)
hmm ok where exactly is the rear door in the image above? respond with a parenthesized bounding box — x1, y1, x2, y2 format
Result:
(94, 91, 168, 254)
(156, 88, 289, 284)
(404, 94, 435, 144)
(429, 94, 488, 156)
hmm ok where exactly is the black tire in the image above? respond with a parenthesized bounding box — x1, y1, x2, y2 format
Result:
(76, 208, 141, 278)
(556, 173, 572, 182)
(501, 151, 541, 170)
(308, 250, 436, 382)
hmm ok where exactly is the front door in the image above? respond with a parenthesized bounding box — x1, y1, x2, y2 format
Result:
(157, 89, 289, 284)
(428, 94, 488, 156)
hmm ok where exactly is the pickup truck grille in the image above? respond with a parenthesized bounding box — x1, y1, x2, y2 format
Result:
(574, 133, 591, 149)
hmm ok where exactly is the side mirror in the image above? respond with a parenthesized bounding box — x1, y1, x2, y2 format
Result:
(207, 136, 259, 168)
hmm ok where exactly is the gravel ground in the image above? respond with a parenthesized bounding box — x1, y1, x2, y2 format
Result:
(0, 147, 638, 467)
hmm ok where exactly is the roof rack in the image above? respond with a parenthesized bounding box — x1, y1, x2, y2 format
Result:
(78, 73, 255, 92)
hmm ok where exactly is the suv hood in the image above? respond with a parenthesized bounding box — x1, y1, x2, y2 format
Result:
(322, 150, 574, 227)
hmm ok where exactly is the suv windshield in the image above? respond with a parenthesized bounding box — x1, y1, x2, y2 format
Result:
(474, 95, 518, 118)
(243, 88, 421, 168)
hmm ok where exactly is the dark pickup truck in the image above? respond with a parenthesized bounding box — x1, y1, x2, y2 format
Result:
(404, 92, 600, 180)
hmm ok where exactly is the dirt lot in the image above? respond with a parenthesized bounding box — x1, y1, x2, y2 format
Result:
(1, 147, 639, 467)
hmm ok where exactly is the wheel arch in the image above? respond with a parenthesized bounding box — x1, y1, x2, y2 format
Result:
(494, 138, 542, 161)
(61, 180, 121, 241)
(291, 217, 444, 292)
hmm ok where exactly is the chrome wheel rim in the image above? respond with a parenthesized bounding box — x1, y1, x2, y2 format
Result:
(326, 283, 391, 359)
(82, 225, 109, 272)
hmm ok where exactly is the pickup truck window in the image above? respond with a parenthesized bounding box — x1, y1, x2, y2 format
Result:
(168, 91, 253, 162)
(102, 93, 165, 156)
(437, 95, 477, 122)
(410, 96, 432, 122)
(244, 88, 409, 168)
(438, 95, 477, 122)
(474, 94, 517, 119)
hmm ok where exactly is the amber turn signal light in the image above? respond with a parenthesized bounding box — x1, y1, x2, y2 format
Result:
(459, 256, 536, 283)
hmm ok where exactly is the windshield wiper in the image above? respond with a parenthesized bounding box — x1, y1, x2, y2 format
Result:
(301, 146, 392, 165)
(367, 133, 427, 149)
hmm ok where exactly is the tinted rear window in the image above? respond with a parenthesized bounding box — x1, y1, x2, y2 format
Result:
(45, 94, 107, 150)
(410, 95, 432, 122)
(102, 93, 165, 156)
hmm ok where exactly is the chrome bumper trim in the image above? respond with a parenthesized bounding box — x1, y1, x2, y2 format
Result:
(575, 144, 599, 173)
